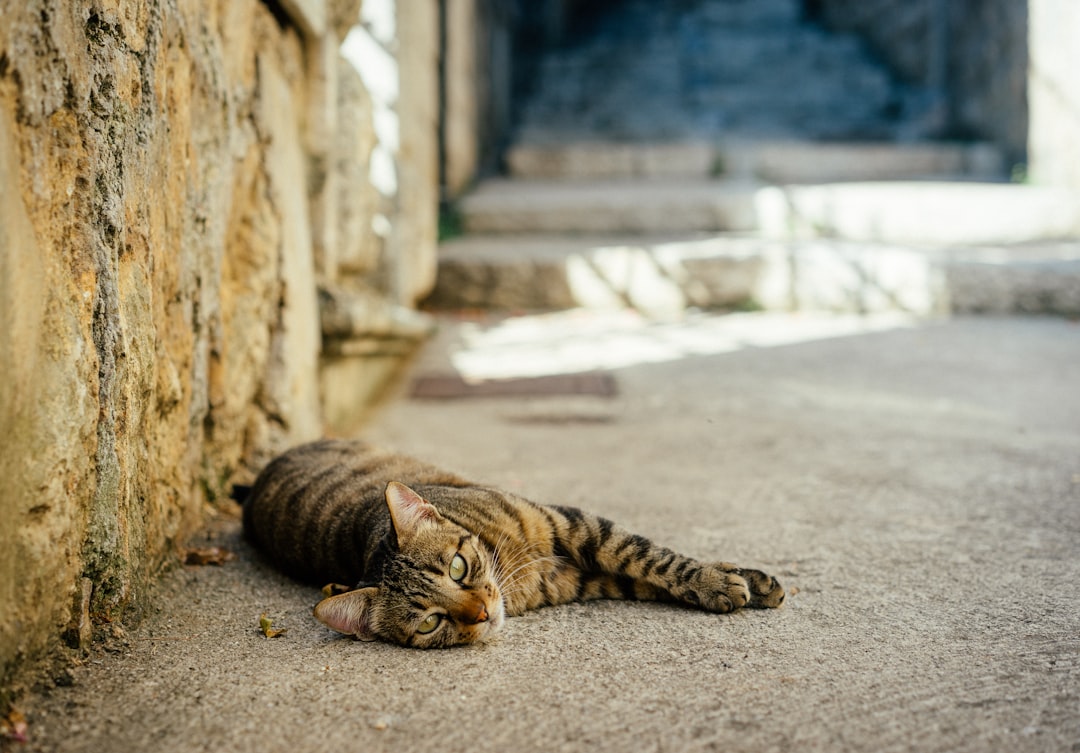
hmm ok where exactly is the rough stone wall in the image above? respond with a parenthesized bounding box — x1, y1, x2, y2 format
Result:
(0, 0, 440, 694)
(0, 0, 318, 692)
(813, 0, 1028, 165)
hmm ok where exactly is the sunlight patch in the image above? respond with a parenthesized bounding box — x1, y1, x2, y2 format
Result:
(450, 310, 918, 381)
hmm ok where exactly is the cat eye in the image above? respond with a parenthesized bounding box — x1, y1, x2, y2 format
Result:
(416, 613, 442, 634)
(449, 554, 467, 582)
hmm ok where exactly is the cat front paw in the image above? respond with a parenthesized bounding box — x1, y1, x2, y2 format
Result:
(711, 564, 785, 609)
(692, 568, 751, 613)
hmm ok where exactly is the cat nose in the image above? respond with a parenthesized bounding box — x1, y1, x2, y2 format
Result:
(456, 596, 489, 625)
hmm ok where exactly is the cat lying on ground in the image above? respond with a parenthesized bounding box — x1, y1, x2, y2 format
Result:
(242, 439, 784, 648)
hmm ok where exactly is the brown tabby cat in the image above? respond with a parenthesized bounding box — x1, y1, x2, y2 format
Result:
(242, 439, 784, 648)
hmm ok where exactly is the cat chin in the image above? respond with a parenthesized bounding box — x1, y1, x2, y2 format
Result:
(471, 621, 502, 645)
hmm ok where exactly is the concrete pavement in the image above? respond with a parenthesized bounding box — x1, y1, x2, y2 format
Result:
(14, 312, 1080, 753)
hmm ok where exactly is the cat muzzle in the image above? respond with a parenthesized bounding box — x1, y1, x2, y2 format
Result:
(455, 598, 489, 625)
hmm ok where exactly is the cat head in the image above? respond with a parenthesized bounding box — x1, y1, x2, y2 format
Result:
(313, 481, 505, 648)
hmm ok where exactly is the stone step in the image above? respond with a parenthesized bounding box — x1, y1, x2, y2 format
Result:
(461, 179, 1077, 242)
(759, 182, 1080, 245)
(505, 140, 1005, 183)
(429, 234, 765, 315)
(458, 178, 761, 235)
(427, 233, 1080, 319)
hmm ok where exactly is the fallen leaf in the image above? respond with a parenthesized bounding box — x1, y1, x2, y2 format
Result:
(259, 613, 287, 639)
(1, 707, 28, 743)
(184, 546, 236, 566)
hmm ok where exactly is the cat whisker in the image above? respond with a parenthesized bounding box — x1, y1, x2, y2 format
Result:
(492, 555, 531, 585)
(489, 533, 514, 571)
(507, 555, 564, 581)
(493, 554, 566, 595)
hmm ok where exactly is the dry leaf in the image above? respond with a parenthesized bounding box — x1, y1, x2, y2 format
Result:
(258, 613, 287, 639)
(184, 546, 236, 566)
(1, 708, 28, 743)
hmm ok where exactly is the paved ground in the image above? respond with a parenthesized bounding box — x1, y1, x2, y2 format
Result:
(14, 312, 1080, 753)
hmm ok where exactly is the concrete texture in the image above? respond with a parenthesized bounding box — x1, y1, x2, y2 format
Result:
(14, 312, 1080, 752)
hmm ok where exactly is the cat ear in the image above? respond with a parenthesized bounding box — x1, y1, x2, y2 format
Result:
(385, 481, 442, 545)
(313, 587, 379, 641)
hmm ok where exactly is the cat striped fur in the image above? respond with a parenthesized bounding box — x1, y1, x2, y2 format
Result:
(243, 439, 784, 648)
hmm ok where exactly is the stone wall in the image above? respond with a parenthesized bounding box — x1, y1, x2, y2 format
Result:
(443, 0, 514, 198)
(1027, 0, 1080, 189)
(812, 0, 1029, 166)
(0, 0, 439, 696)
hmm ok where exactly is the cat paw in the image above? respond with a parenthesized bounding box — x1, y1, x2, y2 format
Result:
(738, 568, 785, 609)
(692, 568, 751, 613)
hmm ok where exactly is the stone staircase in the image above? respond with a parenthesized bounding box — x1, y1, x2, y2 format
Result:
(428, 0, 1080, 318)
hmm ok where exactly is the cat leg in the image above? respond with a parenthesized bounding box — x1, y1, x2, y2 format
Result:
(573, 573, 675, 604)
(548, 506, 784, 613)
(573, 568, 783, 611)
